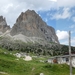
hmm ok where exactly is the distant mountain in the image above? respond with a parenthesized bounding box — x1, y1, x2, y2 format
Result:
(10, 9, 59, 43)
(0, 16, 10, 34)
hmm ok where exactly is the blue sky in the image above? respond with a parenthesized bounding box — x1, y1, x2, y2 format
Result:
(0, 0, 75, 46)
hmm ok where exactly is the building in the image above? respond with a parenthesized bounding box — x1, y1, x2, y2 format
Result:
(48, 54, 75, 67)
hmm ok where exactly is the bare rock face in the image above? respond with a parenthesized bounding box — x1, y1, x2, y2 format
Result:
(10, 10, 59, 43)
(0, 16, 10, 33)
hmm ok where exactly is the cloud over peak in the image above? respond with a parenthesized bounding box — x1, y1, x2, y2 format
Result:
(51, 8, 71, 20)
(56, 30, 69, 40)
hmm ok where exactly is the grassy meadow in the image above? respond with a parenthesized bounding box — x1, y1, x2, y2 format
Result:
(0, 48, 75, 75)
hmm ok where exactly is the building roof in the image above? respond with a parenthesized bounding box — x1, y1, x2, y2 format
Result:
(49, 54, 75, 59)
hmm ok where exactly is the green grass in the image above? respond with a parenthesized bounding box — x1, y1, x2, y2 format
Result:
(0, 49, 75, 75)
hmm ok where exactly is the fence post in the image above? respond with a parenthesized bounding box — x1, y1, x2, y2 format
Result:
(69, 31, 72, 75)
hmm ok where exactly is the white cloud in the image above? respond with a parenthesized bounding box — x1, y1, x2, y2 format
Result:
(57, 0, 75, 8)
(56, 30, 69, 45)
(56, 30, 69, 40)
(49, 0, 57, 2)
(59, 37, 75, 46)
(56, 30, 75, 46)
(2, 3, 13, 13)
(0, 0, 57, 12)
(51, 8, 71, 20)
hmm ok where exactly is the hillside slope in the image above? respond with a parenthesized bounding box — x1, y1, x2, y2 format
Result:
(0, 48, 75, 75)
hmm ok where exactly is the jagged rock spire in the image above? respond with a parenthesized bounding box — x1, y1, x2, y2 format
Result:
(0, 16, 10, 33)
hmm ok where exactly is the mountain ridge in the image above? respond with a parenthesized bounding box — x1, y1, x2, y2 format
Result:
(0, 9, 59, 47)
(10, 9, 59, 43)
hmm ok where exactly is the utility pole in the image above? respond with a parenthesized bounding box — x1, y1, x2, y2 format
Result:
(69, 31, 72, 75)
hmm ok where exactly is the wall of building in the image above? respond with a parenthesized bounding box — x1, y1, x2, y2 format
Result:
(48, 56, 75, 67)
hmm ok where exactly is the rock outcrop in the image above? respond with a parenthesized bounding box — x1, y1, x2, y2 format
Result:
(0, 16, 10, 34)
(10, 10, 59, 43)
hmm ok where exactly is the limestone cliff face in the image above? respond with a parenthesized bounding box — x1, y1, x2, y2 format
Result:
(10, 10, 59, 43)
(0, 16, 10, 34)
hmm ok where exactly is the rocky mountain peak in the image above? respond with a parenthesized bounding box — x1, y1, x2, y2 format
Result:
(0, 16, 10, 33)
(0, 16, 5, 21)
(0, 16, 7, 25)
(10, 9, 59, 44)
(23, 9, 36, 16)
(16, 9, 42, 23)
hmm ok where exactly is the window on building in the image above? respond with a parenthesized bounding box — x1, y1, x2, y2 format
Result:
(66, 57, 69, 62)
